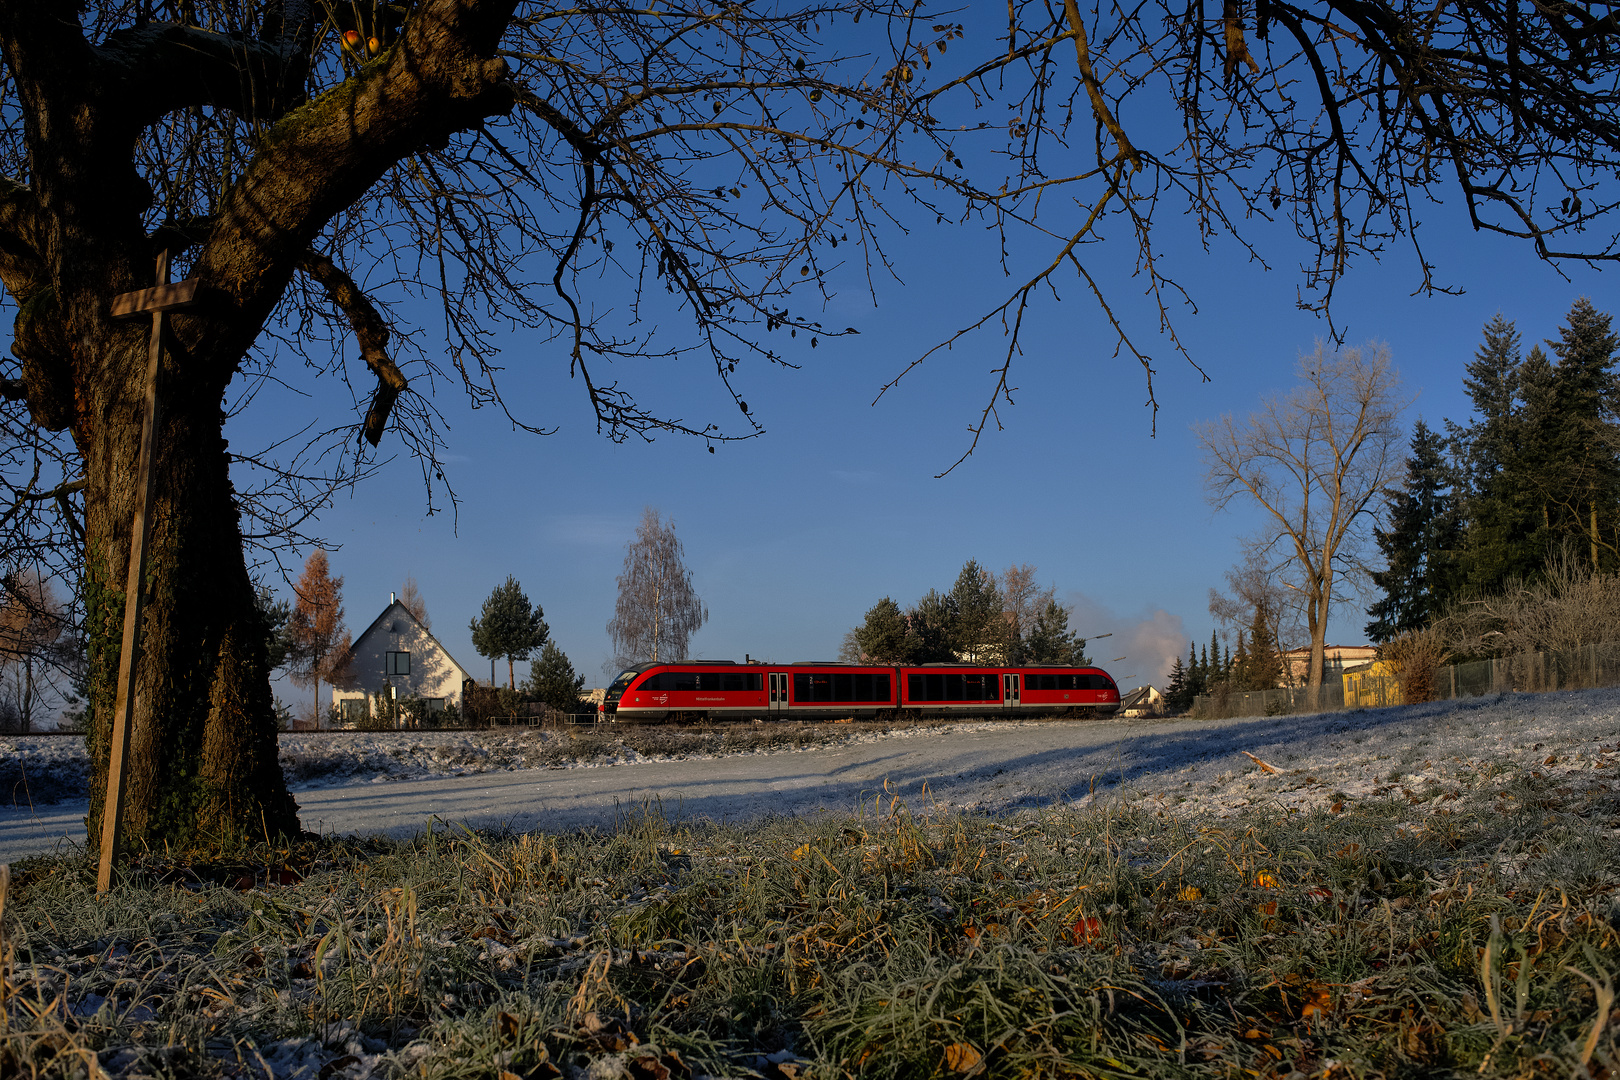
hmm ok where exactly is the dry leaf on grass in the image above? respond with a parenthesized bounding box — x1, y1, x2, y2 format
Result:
(1241, 750, 1282, 774)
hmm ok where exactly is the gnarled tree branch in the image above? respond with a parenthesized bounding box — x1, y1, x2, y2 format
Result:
(298, 249, 402, 447)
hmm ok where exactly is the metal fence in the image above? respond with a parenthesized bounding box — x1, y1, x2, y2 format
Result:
(1192, 640, 1620, 719)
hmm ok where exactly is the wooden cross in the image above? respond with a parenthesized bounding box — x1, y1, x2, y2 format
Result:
(97, 251, 201, 894)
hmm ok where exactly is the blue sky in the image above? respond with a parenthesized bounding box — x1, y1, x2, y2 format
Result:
(226, 15, 1613, 708)
(251, 193, 1609, 709)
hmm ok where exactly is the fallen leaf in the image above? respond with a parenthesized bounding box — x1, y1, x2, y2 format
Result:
(943, 1042, 983, 1073)
(1241, 750, 1281, 774)
(1072, 915, 1104, 945)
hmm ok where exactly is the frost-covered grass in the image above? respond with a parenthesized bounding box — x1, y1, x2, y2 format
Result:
(1, 721, 955, 806)
(4, 763, 1620, 1080)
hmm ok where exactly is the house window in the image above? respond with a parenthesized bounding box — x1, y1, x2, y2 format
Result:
(340, 699, 368, 720)
(425, 698, 446, 713)
(386, 651, 411, 676)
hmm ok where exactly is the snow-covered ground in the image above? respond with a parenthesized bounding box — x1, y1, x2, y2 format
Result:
(3, 687, 1619, 862)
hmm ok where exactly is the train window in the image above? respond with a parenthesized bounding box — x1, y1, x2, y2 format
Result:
(671, 672, 698, 692)
(874, 674, 891, 701)
(928, 673, 946, 701)
(722, 672, 763, 692)
(793, 673, 835, 702)
(833, 673, 853, 700)
(1054, 674, 1075, 690)
(907, 674, 923, 701)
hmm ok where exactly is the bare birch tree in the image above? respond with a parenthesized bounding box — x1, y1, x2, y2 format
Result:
(1199, 345, 1405, 693)
(608, 508, 707, 669)
(399, 577, 430, 630)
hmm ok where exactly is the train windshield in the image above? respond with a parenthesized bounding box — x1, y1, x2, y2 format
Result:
(604, 669, 641, 703)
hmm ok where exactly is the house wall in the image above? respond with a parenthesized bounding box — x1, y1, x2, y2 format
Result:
(330, 602, 469, 723)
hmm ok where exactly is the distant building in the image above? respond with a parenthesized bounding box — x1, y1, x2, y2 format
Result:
(1342, 659, 1402, 708)
(1119, 685, 1164, 717)
(1280, 644, 1376, 686)
(330, 595, 474, 725)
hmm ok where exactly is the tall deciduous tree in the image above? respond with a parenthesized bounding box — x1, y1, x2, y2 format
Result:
(0, 572, 68, 732)
(1210, 548, 1300, 674)
(286, 549, 351, 730)
(2, 1, 1616, 854)
(399, 577, 430, 630)
(1365, 420, 1463, 642)
(607, 509, 706, 668)
(470, 576, 548, 689)
(1199, 344, 1405, 692)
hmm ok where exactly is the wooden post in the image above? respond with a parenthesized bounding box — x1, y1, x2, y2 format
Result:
(97, 252, 201, 894)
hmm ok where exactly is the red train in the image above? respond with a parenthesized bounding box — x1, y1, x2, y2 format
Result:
(600, 660, 1121, 722)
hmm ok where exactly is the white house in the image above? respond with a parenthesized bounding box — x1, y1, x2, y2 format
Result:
(330, 596, 474, 725)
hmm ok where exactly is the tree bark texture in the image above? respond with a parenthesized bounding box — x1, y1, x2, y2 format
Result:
(0, 0, 519, 853)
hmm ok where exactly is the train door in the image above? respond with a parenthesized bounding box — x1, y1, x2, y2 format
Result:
(769, 671, 789, 717)
(1002, 673, 1020, 710)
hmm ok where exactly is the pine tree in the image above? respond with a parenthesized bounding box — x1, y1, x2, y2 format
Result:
(1457, 318, 1550, 595)
(853, 597, 911, 664)
(524, 641, 586, 713)
(470, 576, 550, 690)
(1164, 655, 1189, 712)
(1243, 596, 1284, 689)
(1546, 298, 1620, 570)
(949, 560, 1004, 663)
(1231, 631, 1250, 689)
(1024, 598, 1089, 665)
(906, 589, 958, 664)
(1366, 419, 1464, 641)
(286, 550, 352, 727)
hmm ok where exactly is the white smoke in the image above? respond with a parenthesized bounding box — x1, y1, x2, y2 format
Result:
(1062, 593, 1187, 690)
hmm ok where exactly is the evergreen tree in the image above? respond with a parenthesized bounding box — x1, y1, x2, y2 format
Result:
(1366, 419, 1464, 641)
(1024, 598, 1089, 665)
(1546, 298, 1620, 570)
(470, 576, 550, 690)
(852, 597, 911, 664)
(1164, 655, 1189, 712)
(1194, 644, 1209, 696)
(1456, 318, 1546, 595)
(1231, 631, 1250, 689)
(948, 560, 1004, 663)
(1243, 596, 1284, 689)
(524, 641, 587, 713)
(1461, 314, 1522, 488)
(906, 590, 958, 664)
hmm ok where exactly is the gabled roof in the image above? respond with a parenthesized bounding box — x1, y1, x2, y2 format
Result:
(346, 600, 474, 683)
